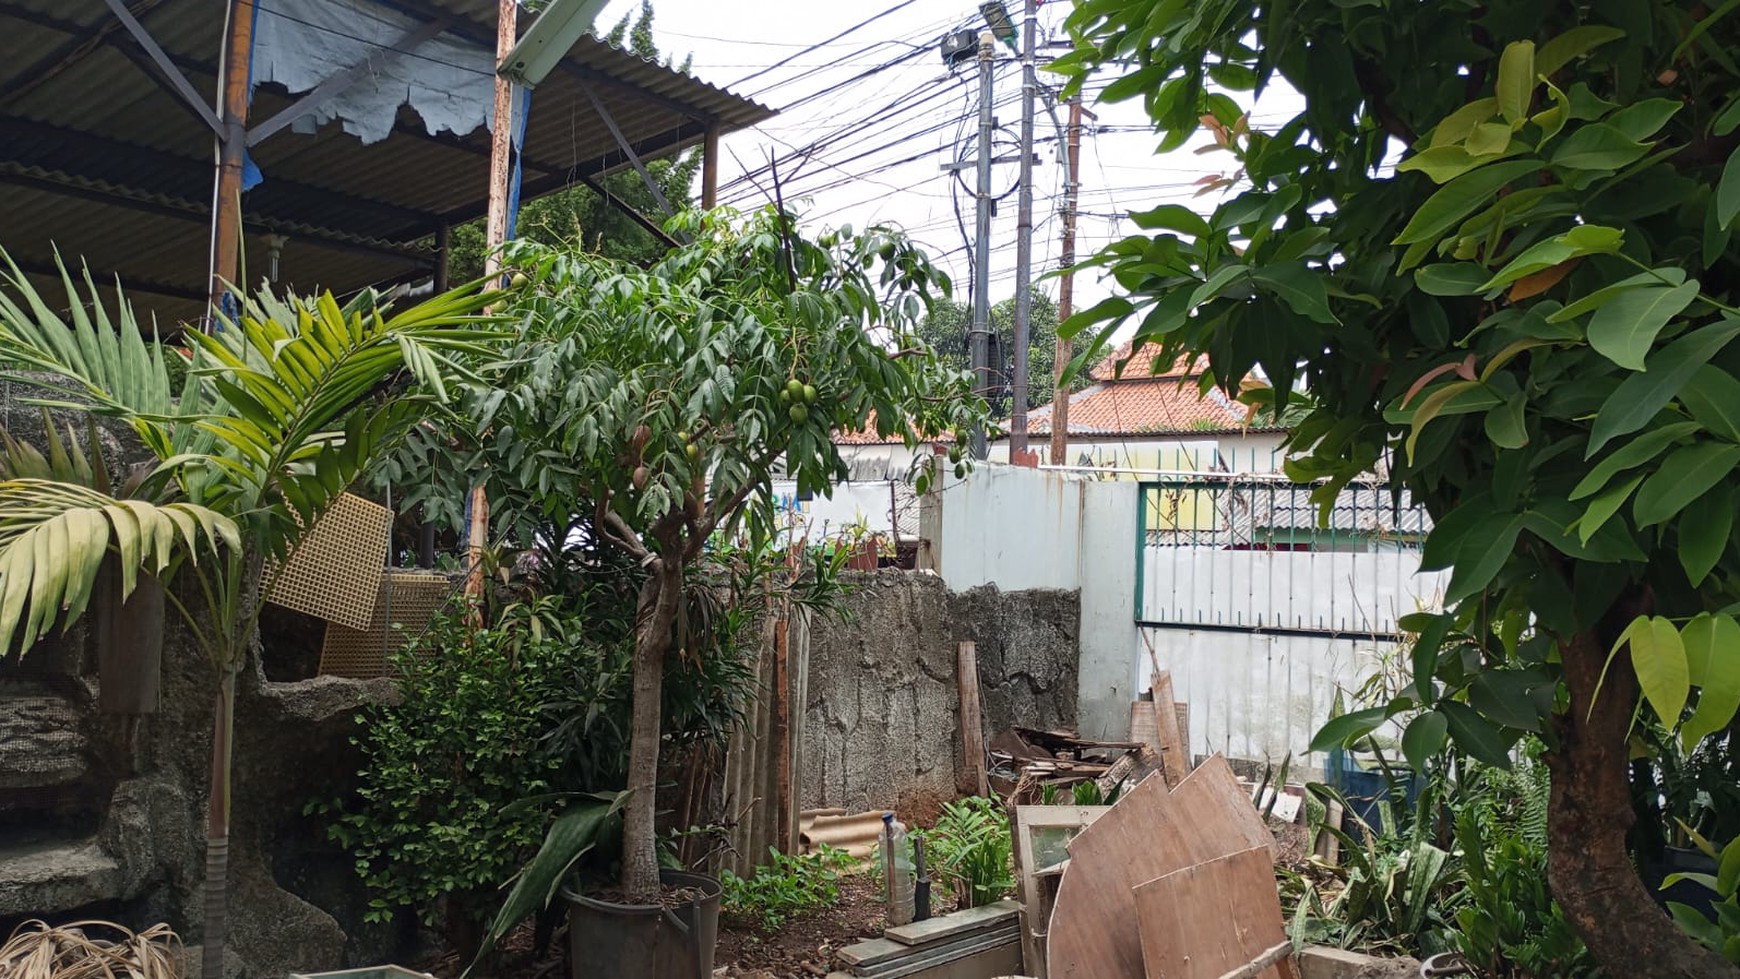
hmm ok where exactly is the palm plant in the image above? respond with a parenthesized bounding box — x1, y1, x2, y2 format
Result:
(0, 252, 501, 978)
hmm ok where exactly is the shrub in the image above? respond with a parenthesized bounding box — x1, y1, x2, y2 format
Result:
(322, 607, 592, 926)
(719, 846, 856, 932)
(927, 797, 1015, 910)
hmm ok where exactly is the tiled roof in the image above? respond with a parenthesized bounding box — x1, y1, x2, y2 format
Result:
(1087, 343, 1206, 382)
(1025, 377, 1247, 437)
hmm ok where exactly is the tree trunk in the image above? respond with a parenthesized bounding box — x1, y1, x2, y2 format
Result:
(622, 559, 682, 901)
(1550, 624, 1734, 979)
(202, 665, 238, 979)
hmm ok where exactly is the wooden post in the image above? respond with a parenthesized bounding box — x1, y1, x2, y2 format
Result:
(773, 615, 792, 853)
(208, 0, 256, 321)
(957, 641, 989, 797)
(1049, 96, 1084, 464)
(464, 0, 518, 604)
(701, 121, 721, 210)
(1151, 670, 1190, 787)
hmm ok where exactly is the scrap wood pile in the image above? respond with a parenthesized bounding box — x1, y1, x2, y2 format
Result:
(991, 670, 1194, 807)
(1011, 756, 1295, 979)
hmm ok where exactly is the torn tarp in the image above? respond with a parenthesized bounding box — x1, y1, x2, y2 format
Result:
(251, 0, 495, 144)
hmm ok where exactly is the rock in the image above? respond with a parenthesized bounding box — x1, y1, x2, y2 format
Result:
(0, 683, 88, 788)
(0, 839, 122, 916)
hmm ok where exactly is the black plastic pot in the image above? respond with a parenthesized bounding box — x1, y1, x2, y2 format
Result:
(563, 870, 721, 979)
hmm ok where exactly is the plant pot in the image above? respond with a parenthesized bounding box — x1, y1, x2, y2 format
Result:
(95, 565, 163, 714)
(1646, 845, 1720, 918)
(563, 870, 721, 979)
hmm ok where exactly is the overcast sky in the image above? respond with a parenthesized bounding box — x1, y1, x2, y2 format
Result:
(591, 0, 1306, 315)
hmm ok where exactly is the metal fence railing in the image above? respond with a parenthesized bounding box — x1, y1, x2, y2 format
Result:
(1135, 476, 1445, 638)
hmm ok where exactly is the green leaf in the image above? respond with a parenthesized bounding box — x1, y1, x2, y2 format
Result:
(1439, 701, 1516, 767)
(1484, 393, 1528, 448)
(1549, 268, 1688, 322)
(1411, 614, 1452, 706)
(1397, 146, 1513, 184)
(1633, 442, 1740, 526)
(1719, 147, 1740, 231)
(1466, 121, 1513, 156)
(1606, 99, 1684, 142)
(1393, 160, 1546, 247)
(1130, 204, 1212, 237)
(1496, 40, 1535, 125)
(1589, 318, 1740, 455)
(1678, 485, 1734, 586)
(1551, 123, 1651, 171)
(1309, 706, 1390, 752)
(1535, 26, 1626, 76)
(1721, 837, 1740, 897)
(1716, 98, 1740, 137)
(1469, 672, 1545, 732)
(1631, 615, 1691, 725)
(1252, 263, 1337, 324)
(1405, 381, 1503, 462)
(1573, 422, 1701, 499)
(1430, 97, 1500, 148)
(1401, 710, 1449, 772)
(1416, 263, 1492, 296)
(1577, 473, 1645, 545)
(1188, 264, 1250, 308)
(1478, 224, 1623, 291)
(1445, 512, 1526, 602)
(1681, 614, 1740, 749)
(1587, 281, 1701, 370)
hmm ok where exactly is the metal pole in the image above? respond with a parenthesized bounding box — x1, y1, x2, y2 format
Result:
(1009, 0, 1038, 461)
(465, 0, 517, 605)
(208, 0, 255, 324)
(970, 31, 996, 461)
(1050, 96, 1084, 467)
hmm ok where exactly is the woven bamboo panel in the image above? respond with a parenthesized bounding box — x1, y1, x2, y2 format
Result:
(318, 570, 459, 679)
(266, 493, 392, 631)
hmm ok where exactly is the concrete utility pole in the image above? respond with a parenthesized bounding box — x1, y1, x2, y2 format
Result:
(1050, 95, 1084, 467)
(969, 31, 996, 461)
(1008, 0, 1038, 461)
(466, 0, 519, 604)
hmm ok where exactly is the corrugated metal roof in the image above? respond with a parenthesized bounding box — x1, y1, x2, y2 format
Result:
(1, 0, 774, 325)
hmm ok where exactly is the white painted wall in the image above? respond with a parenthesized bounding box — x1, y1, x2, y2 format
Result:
(771, 479, 911, 541)
(1141, 549, 1449, 634)
(936, 464, 1085, 592)
(1136, 628, 1403, 775)
(1075, 478, 1141, 739)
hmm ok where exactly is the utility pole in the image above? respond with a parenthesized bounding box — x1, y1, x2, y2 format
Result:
(1009, 0, 1038, 462)
(465, 0, 518, 604)
(969, 31, 996, 461)
(1050, 96, 1084, 467)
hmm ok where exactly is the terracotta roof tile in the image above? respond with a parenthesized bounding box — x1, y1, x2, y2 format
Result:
(1088, 342, 1207, 382)
(1025, 376, 1247, 437)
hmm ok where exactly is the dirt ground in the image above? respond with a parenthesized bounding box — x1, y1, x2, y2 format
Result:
(715, 872, 888, 979)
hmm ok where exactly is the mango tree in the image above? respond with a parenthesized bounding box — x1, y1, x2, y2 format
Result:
(1054, 3, 1740, 975)
(487, 207, 981, 904)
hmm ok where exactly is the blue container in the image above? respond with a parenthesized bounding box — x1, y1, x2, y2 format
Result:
(1327, 747, 1422, 842)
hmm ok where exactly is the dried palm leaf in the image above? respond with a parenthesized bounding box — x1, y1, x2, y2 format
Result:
(0, 920, 183, 979)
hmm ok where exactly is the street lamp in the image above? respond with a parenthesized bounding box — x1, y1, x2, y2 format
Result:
(978, 1, 1018, 49)
(498, 0, 611, 87)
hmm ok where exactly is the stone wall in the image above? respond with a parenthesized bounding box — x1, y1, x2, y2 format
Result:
(800, 570, 1078, 815)
(0, 396, 412, 977)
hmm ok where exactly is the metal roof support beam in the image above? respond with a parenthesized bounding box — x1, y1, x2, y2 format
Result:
(0, 0, 164, 109)
(581, 84, 675, 221)
(99, 0, 223, 136)
(574, 171, 679, 250)
(246, 16, 454, 147)
(9, 256, 208, 303)
(0, 167, 435, 264)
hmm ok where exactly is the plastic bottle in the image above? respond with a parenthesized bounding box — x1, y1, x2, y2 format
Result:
(881, 812, 915, 927)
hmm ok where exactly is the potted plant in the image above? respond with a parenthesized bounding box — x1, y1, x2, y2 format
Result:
(458, 207, 983, 978)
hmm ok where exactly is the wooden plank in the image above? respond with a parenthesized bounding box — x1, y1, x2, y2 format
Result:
(886, 900, 1020, 947)
(1151, 671, 1190, 787)
(1130, 700, 1161, 753)
(958, 641, 990, 798)
(1131, 847, 1288, 979)
(1045, 756, 1276, 979)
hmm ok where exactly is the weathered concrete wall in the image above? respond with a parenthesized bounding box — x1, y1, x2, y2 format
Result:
(800, 570, 1078, 814)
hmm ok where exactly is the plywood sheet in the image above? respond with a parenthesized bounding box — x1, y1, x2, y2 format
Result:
(1152, 671, 1190, 787)
(1133, 846, 1287, 979)
(1045, 756, 1276, 979)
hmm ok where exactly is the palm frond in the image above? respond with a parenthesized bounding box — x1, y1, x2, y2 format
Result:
(0, 920, 182, 979)
(0, 250, 188, 458)
(0, 479, 236, 654)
